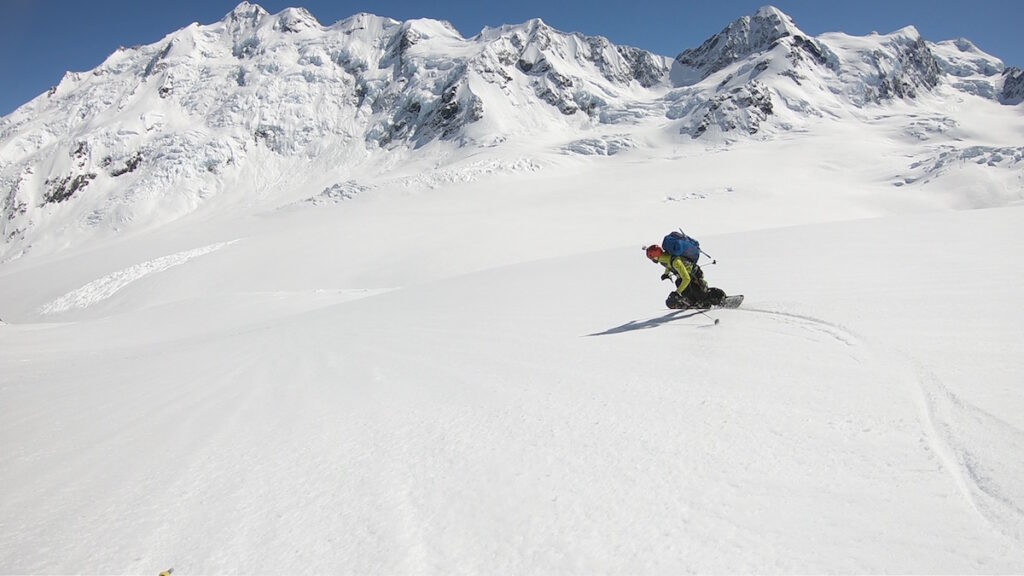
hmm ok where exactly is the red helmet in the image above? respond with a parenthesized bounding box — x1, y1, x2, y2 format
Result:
(645, 245, 663, 260)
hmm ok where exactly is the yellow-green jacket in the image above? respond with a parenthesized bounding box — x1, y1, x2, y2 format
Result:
(655, 253, 694, 294)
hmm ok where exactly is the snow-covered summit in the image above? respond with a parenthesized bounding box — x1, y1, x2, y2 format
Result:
(817, 26, 942, 103)
(931, 38, 1003, 77)
(671, 5, 807, 85)
(929, 37, 1005, 100)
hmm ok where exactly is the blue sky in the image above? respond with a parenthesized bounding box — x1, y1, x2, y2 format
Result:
(1, 0, 1021, 116)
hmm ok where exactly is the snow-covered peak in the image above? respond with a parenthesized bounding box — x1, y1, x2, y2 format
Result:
(520, 18, 553, 36)
(388, 17, 465, 49)
(752, 5, 801, 37)
(330, 12, 400, 36)
(271, 7, 321, 33)
(407, 17, 462, 39)
(672, 5, 807, 84)
(814, 26, 942, 104)
(476, 18, 552, 41)
(886, 25, 921, 40)
(931, 38, 1003, 77)
(222, 1, 269, 29)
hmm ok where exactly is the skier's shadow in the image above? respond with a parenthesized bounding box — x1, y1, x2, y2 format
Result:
(587, 309, 703, 336)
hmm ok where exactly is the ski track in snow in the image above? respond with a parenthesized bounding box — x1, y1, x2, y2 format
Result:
(39, 240, 239, 314)
(911, 362, 1024, 544)
(747, 306, 1024, 545)
(743, 307, 863, 349)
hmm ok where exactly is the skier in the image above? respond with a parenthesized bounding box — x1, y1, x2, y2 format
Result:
(645, 244, 726, 309)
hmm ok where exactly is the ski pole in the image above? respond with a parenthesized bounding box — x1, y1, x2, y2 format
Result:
(697, 309, 720, 325)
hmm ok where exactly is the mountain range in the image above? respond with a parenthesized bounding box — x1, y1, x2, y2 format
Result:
(0, 3, 1021, 261)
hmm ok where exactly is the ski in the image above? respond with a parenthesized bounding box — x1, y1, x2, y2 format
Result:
(667, 294, 744, 311)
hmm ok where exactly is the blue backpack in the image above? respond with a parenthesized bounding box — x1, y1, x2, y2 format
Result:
(662, 231, 700, 263)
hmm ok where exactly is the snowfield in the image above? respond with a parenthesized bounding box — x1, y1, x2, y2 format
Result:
(2, 3, 1024, 574)
(2, 136, 1023, 573)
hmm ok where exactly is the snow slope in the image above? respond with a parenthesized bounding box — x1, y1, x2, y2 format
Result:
(2, 4, 1024, 574)
(3, 123, 1024, 572)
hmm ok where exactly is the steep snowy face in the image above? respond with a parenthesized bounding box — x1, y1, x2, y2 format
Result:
(857, 27, 942, 102)
(666, 6, 841, 138)
(666, 13, 961, 139)
(930, 38, 1004, 100)
(471, 19, 669, 120)
(931, 38, 1003, 78)
(672, 6, 808, 85)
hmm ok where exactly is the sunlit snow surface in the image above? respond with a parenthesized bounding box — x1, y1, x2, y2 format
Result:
(1, 6, 1024, 575)
(39, 241, 239, 314)
(3, 126, 1023, 573)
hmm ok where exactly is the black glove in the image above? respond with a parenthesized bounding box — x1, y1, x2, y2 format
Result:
(666, 291, 685, 308)
(661, 272, 670, 281)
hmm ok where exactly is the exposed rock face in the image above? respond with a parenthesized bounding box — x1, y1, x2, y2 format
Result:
(1001, 67, 1024, 104)
(617, 46, 668, 88)
(866, 33, 942, 102)
(688, 81, 774, 138)
(674, 6, 801, 83)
